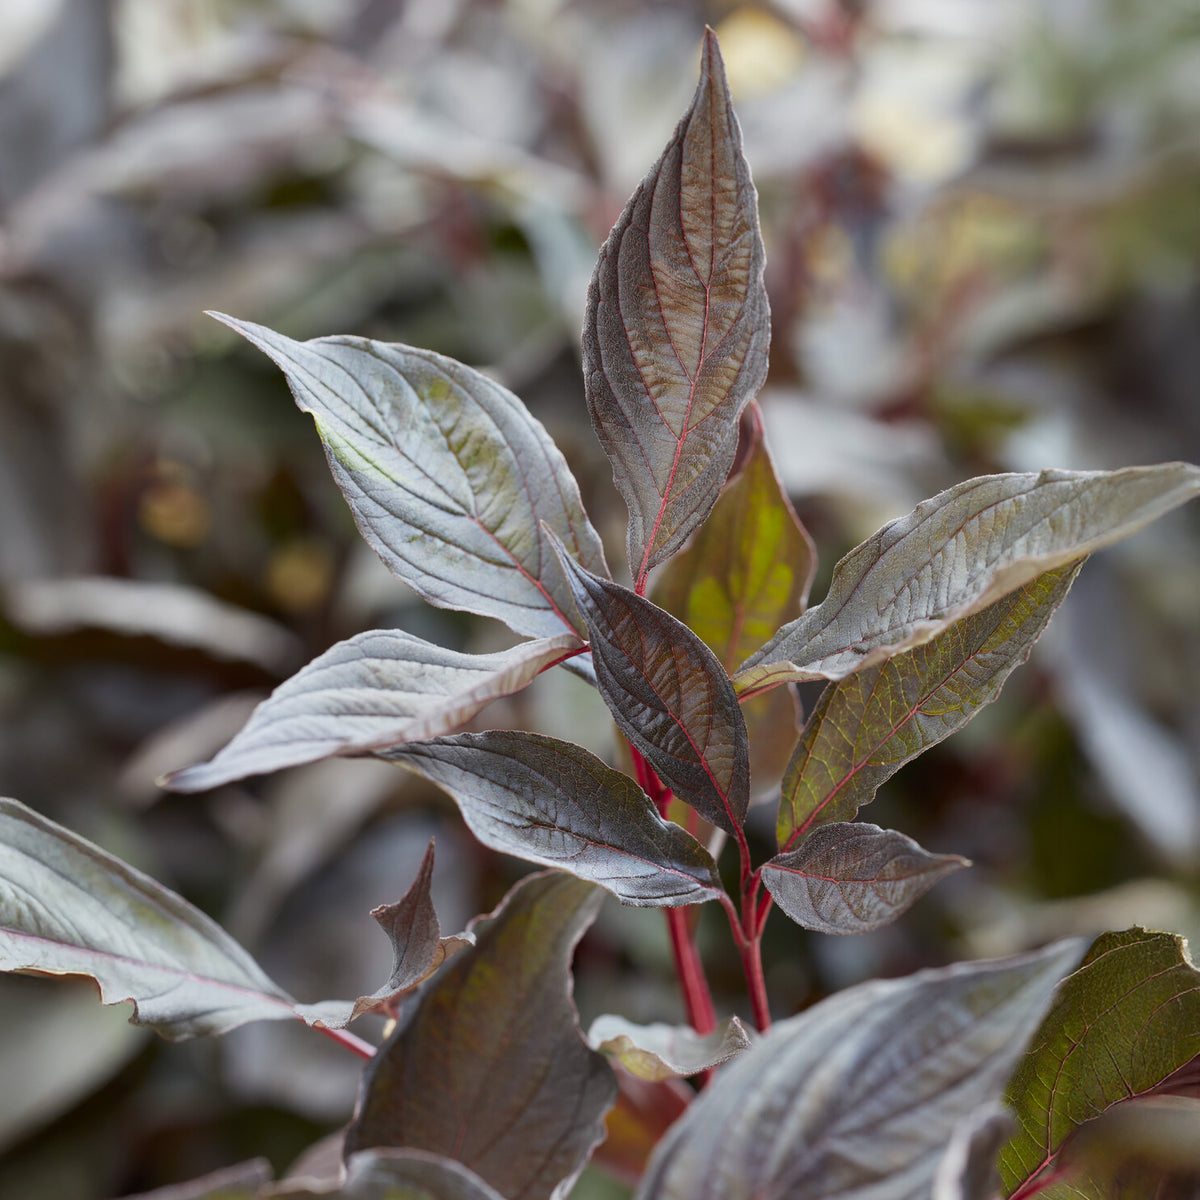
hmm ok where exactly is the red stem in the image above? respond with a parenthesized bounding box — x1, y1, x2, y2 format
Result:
(739, 937, 771, 1033)
(666, 906, 717, 1036)
(314, 1023, 376, 1060)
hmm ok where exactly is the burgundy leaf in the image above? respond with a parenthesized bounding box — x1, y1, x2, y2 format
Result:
(584, 28, 770, 589)
(553, 548, 750, 838)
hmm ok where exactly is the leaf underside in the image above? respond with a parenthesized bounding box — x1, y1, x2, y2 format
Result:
(583, 28, 770, 589)
(736, 464, 1200, 692)
(587, 1014, 752, 1081)
(346, 871, 617, 1200)
(212, 314, 609, 641)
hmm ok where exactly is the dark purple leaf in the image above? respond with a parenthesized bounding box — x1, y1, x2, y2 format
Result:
(269, 1150, 509, 1199)
(583, 29, 770, 589)
(346, 872, 617, 1200)
(761, 823, 968, 936)
(211, 314, 609, 640)
(384, 733, 722, 907)
(553, 550, 750, 838)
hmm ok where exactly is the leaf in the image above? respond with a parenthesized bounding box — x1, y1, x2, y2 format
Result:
(266, 1150, 509, 1200)
(345, 871, 617, 1200)
(932, 1106, 1015, 1200)
(583, 28, 770, 589)
(212, 314, 609, 640)
(635, 940, 1082, 1200)
(760, 822, 968, 935)
(162, 631, 582, 792)
(735, 464, 1200, 693)
(117, 1159, 272, 1200)
(653, 404, 815, 795)
(301, 840, 472, 1029)
(1000, 928, 1200, 1199)
(553, 549, 750, 838)
(776, 563, 1081, 848)
(383, 732, 722, 907)
(588, 1014, 752, 1081)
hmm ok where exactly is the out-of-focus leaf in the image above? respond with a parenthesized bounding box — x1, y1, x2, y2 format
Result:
(212, 314, 609, 640)
(554, 550, 749, 838)
(736, 464, 1200, 692)
(266, 1149, 509, 1199)
(1000, 928, 1200, 1199)
(594, 1074, 692, 1189)
(583, 29, 769, 589)
(345, 872, 617, 1200)
(776, 563, 1082, 847)
(635, 940, 1082, 1200)
(116, 1158, 272, 1199)
(760, 822, 968, 935)
(3, 577, 302, 673)
(384, 733, 722, 907)
(163, 631, 581, 792)
(587, 1014, 751, 1081)
(932, 1105, 1014, 1200)
(653, 404, 815, 795)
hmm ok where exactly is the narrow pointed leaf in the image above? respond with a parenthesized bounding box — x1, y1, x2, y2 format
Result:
(736, 464, 1200, 692)
(299, 841, 472, 1029)
(588, 1014, 752, 1081)
(212, 314, 609, 640)
(1000, 928, 1200, 1199)
(636, 940, 1083, 1200)
(583, 29, 770, 588)
(268, 1150, 509, 1200)
(761, 822, 968, 935)
(346, 872, 617, 1200)
(554, 550, 750, 837)
(654, 404, 815, 795)
(777, 563, 1082, 848)
(383, 732, 722, 907)
(163, 631, 581, 792)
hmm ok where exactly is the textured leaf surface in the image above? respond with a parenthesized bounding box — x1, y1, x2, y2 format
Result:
(213, 314, 609, 639)
(636, 940, 1082, 1200)
(1000, 928, 1200, 1199)
(384, 732, 722, 907)
(588, 1014, 752, 1081)
(164, 632, 581, 792)
(737, 464, 1200, 692)
(654, 404, 814, 794)
(583, 29, 770, 587)
(777, 563, 1081, 847)
(556, 551, 749, 837)
(268, 1150, 509, 1200)
(346, 872, 617, 1200)
(761, 822, 967, 935)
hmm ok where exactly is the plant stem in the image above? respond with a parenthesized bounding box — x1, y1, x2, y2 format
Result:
(739, 937, 771, 1033)
(314, 1023, 376, 1060)
(666, 906, 717, 1036)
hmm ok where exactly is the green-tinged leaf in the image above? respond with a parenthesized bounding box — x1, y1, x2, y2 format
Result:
(654, 404, 814, 796)
(117, 1159, 272, 1200)
(346, 872, 617, 1200)
(1001, 928, 1200, 1199)
(635, 940, 1082, 1200)
(300, 841, 472, 1029)
(383, 732, 722, 907)
(266, 1149, 509, 1200)
(587, 1015, 752, 1081)
(932, 1106, 1014, 1200)
(212, 314, 609, 640)
(777, 563, 1081, 847)
(760, 822, 968, 935)
(553, 549, 750, 838)
(163, 631, 581, 792)
(583, 28, 770, 588)
(736, 464, 1200, 692)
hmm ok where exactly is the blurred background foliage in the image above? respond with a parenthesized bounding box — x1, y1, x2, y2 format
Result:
(2, 0, 1200, 1195)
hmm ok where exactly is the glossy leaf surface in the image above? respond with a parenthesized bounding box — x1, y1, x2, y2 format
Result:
(165, 632, 581, 792)
(213, 314, 609, 640)
(777, 563, 1081, 847)
(346, 872, 617, 1200)
(556, 551, 750, 837)
(761, 822, 967, 935)
(636, 940, 1081, 1200)
(384, 732, 722, 907)
(737, 464, 1200, 693)
(583, 29, 770, 588)
(654, 405, 814, 794)
(1001, 928, 1200, 1199)
(587, 1014, 751, 1081)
